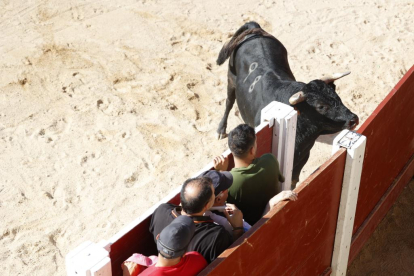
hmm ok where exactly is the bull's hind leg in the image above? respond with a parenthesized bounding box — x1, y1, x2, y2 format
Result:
(217, 79, 236, 140)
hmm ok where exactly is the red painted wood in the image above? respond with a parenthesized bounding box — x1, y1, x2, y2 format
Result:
(256, 124, 273, 158)
(354, 66, 414, 234)
(199, 150, 346, 276)
(320, 267, 332, 276)
(348, 154, 414, 265)
(110, 194, 180, 276)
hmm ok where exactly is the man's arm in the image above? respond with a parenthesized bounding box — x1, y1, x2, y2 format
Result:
(262, 191, 298, 216)
(213, 155, 229, 171)
(223, 204, 245, 240)
(149, 203, 174, 243)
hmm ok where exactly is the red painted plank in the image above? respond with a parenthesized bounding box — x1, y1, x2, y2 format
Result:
(354, 65, 414, 234)
(320, 267, 332, 276)
(200, 149, 346, 276)
(348, 154, 414, 265)
(256, 125, 273, 159)
(110, 194, 180, 276)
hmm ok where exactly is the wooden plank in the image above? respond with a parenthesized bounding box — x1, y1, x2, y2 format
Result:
(282, 110, 297, 190)
(348, 153, 414, 265)
(331, 132, 366, 276)
(354, 65, 414, 234)
(255, 122, 273, 159)
(199, 150, 346, 276)
(91, 257, 111, 276)
(260, 101, 297, 191)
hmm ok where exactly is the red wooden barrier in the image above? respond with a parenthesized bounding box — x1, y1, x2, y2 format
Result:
(109, 194, 180, 276)
(349, 65, 414, 263)
(200, 150, 346, 275)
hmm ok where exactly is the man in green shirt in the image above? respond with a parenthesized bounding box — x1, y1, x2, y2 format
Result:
(214, 124, 298, 225)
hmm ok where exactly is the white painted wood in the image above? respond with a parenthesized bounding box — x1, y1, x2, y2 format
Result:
(98, 240, 111, 253)
(260, 101, 297, 191)
(91, 257, 112, 276)
(66, 241, 93, 276)
(332, 130, 350, 154)
(66, 241, 110, 276)
(273, 115, 285, 170)
(331, 130, 367, 276)
(282, 110, 297, 190)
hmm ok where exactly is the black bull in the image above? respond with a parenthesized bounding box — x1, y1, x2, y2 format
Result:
(216, 22, 359, 186)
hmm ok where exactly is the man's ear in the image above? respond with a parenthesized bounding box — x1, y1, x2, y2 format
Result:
(250, 145, 255, 155)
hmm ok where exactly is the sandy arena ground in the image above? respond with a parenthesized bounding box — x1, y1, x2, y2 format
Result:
(0, 0, 413, 275)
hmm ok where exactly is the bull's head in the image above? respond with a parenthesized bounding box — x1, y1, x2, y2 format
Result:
(289, 72, 359, 134)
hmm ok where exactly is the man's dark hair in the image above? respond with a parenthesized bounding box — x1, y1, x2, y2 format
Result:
(180, 177, 213, 215)
(228, 124, 256, 158)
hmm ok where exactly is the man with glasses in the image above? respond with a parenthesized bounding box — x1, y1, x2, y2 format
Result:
(200, 170, 251, 234)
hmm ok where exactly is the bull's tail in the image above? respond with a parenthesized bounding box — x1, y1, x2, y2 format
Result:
(216, 21, 273, 66)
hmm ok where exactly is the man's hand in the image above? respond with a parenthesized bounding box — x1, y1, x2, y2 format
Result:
(223, 203, 243, 228)
(262, 191, 298, 216)
(269, 191, 298, 208)
(213, 155, 229, 171)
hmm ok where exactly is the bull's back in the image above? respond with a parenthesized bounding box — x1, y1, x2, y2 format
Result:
(234, 37, 295, 80)
(233, 38, 296, 126)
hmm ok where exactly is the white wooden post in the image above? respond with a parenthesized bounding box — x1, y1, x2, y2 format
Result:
(66, 240, 112, 276)
(331, 130, 366, 276)
(260, 101, 297, 191)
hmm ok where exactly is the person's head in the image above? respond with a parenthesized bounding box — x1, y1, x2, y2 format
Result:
(199, 170, 233, 206)
(157, 215, 195, 260)
(228, 124, 257, 159)
(180, 177, 215, 215)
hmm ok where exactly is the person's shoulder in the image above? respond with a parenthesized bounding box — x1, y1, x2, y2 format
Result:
(157, 203, 177, 211)
(211, 223, 233, 241)
(185, 251, 206, 259)
(136, 265, 160, 276)
(185, 251, 208, 263)
(153, 203, 177, 217)
(258, 153, 278, 164)
(196, 222, 231, 239)
(260, 153, 277, 161)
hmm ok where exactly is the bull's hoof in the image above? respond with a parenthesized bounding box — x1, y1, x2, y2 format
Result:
(291, 179, 299, 190)
(217, 132, 228, 140)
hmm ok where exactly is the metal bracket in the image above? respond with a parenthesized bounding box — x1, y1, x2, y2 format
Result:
(337, 131, 362, 149)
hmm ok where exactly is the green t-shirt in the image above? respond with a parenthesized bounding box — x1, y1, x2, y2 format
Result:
(228, 153, 285, 225)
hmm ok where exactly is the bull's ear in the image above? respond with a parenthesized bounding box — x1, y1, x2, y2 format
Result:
(289, 91, 306, 105)
(320, 71, 351, 83)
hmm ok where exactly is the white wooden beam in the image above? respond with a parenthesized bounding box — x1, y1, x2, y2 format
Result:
(281, 110, 297, 190)
(91, 257, 112, 276)
(66, 241, 111, 276)
(331, 130, 366, 276)
(260, 101, 297, 191)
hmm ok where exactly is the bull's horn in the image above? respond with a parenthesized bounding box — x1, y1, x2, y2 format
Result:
(289, 91, 306, 105)
(320, 71, 351, 83)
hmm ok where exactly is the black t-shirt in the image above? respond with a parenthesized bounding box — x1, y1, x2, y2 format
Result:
(149, 203, 233, 263)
